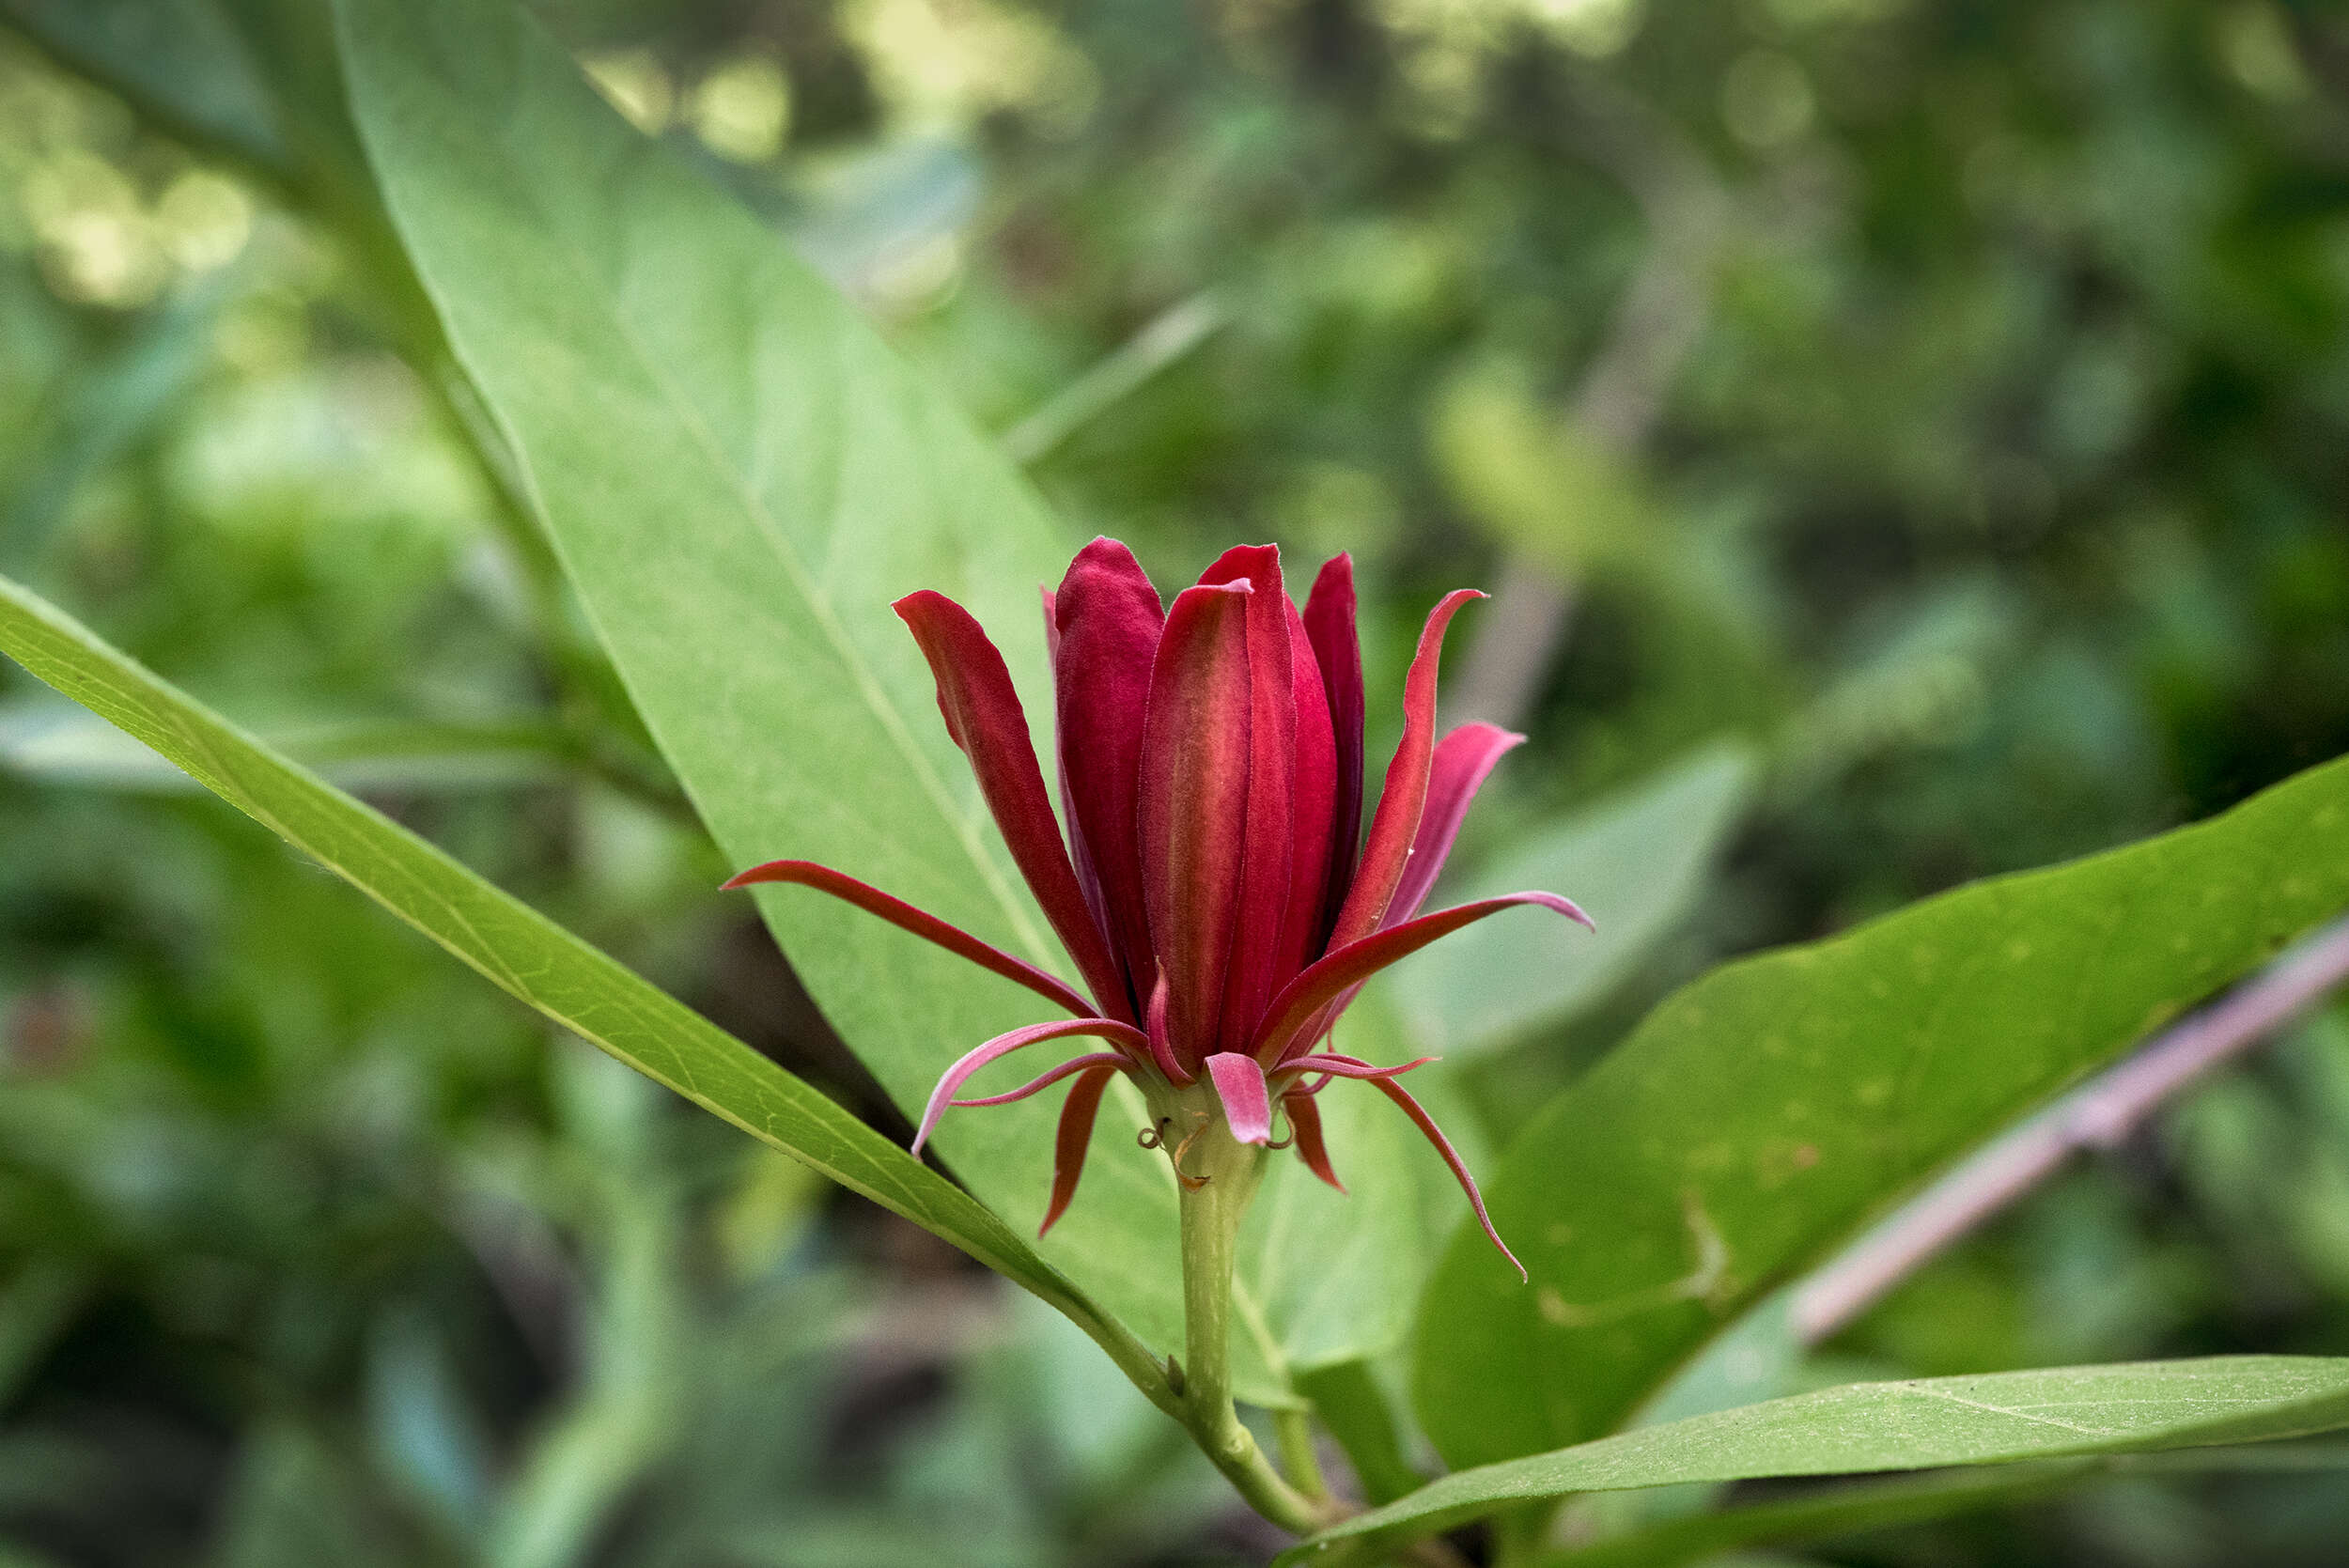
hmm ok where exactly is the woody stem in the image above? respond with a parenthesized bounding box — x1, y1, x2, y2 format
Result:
(1172, 1106, 1330, 1534)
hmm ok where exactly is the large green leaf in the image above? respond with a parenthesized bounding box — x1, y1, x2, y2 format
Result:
(0, 572, 1170, 1415)
(1283, 1357, 2349, 1564)
(332, 0, 1389, 1397)
(1543, 1444, 2349, 1568)
(1415, 753, 2349, 1467)
(1392, 743, 1756, 1056)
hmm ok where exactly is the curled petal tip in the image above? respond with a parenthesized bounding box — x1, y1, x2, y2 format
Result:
(1206, 1051, 1275, 1145)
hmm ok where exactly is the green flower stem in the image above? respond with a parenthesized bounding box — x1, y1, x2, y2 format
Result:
(1162, 1091, 1334, 1536)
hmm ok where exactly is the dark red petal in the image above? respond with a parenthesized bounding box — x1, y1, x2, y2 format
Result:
(895, 591, 1133, 1022)
(911, 1017, 1151, 1155)
(1143, 972, 1190, 1085)
(1302, 554, 1365, 947)
(1050, 539, 1165, 1009)
(1329, 589, 1484, 949)
(1041, 1063, 1122, 1236)
(1277, 598, 1338, 986)
(1206, 1050, 1274, 1144)
(1251, 891, 1594, 1063)
(1366, 1073, 1526, 1281)
(952, 1050, 1133, 1106)
(1285, 1091, 1346, 1192)
(1270, 1052, 1439, 1082)
(1043, 583, 1110, 955)
(1139, 580, 1253, 1072)
(1198, 545, 1296, 1051)
(723, 859, 1094, 1018)
(1385, 722, 1524, 928)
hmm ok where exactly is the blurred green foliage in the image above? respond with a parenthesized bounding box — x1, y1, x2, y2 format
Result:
(1, 0, 2346, 1562)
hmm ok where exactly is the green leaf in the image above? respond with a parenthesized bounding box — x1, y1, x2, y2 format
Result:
(1295, 1359, 1424, 1507)
(330, 0, 1283, 1393)
(0, 699, 574, 793)
(1283, 1357, 2349, 1564)
(1392, 742, 1757, 1055)
(1544, 1445, 2349, 1568)
(1237, 987, 1489, 1379)
(1415, 751, 2349, 1467)
(0, 570, 1171, 1415)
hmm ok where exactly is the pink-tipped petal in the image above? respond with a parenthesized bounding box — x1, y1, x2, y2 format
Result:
(1198, 546, 1297, 1052)
(1384, 723, 1525, 927)
(1368, 1073, 1526, 1281)
(911, 1017, 1151, 1157)
(1252, 891, 1593, 1063)
(894, 591, 1132, 1023)
(1302, 554, 1365, 946)
(951, 1050, 1133, 1107)
(723, 859, 1094, 1019)
(1271, 1052, 1439, 1083)
(1041, 1063, 1122, 1235)
(1140, 580, 1253, 1073)
(1206, 1050, 1275, 1145)
(1050, 540, 1166, 1009)
(1329, 589, 1485, 948)
(1285, 1091, 1346, 1192)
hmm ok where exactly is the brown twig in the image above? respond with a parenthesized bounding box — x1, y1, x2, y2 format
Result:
(1793, 909, 2349, 1344)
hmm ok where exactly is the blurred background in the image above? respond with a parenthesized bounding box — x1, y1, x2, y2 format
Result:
(3, 0, 2349, 1563)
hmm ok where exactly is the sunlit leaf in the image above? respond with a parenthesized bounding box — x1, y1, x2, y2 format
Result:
(330, 0, 1304, 1395)
(1286, 1357, 2349, 1563)
(1543, 1444, 2349, 1568)
(1415, 751, 2349, 1467)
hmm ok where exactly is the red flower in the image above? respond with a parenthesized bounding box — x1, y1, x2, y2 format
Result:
(727, 539, 1588, 1276)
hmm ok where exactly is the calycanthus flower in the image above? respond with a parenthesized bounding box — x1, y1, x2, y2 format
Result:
(726, 539, 1589, 1277)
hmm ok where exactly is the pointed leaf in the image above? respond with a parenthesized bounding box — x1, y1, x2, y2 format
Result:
(1284, 1357, 2349, 1564)
(331, 0, 1282, 1395)
(0, 571, 1173, 1415)
(1414, 750, 2349, 1469)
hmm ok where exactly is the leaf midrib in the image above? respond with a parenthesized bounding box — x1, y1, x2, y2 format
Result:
(443, 116, 1062, 976)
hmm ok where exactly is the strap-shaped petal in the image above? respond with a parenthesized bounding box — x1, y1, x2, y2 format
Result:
(1271, 1052, 1439, 1082)
(1198, 545, 1296, 1052)
(1252, 891, 1594, 1063)
(1276, 726, 1527, 1045)
(1277, 598, 1339, 986)
(951, 1050, 1133, 1106)
(1366, 1072, 1526, 1280)
(1140, 580, 1253, 1072)
(1302, 553, 1364, 949)
(895, 590, 1131, 1022)
(1206, 1050, 1275, 1145)
(1050, 538, 1165, 1009)
(910, 1017, 1151, 1156)
(1143, 971, 1190, 1085)
(1285, 1090, 1345, 1192)
(723, 859, 1093, 1018)
(1329, 589, 1484, 949)
(1385, 722, 1524, 927)
(1041, 1063, 1123, 1236)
